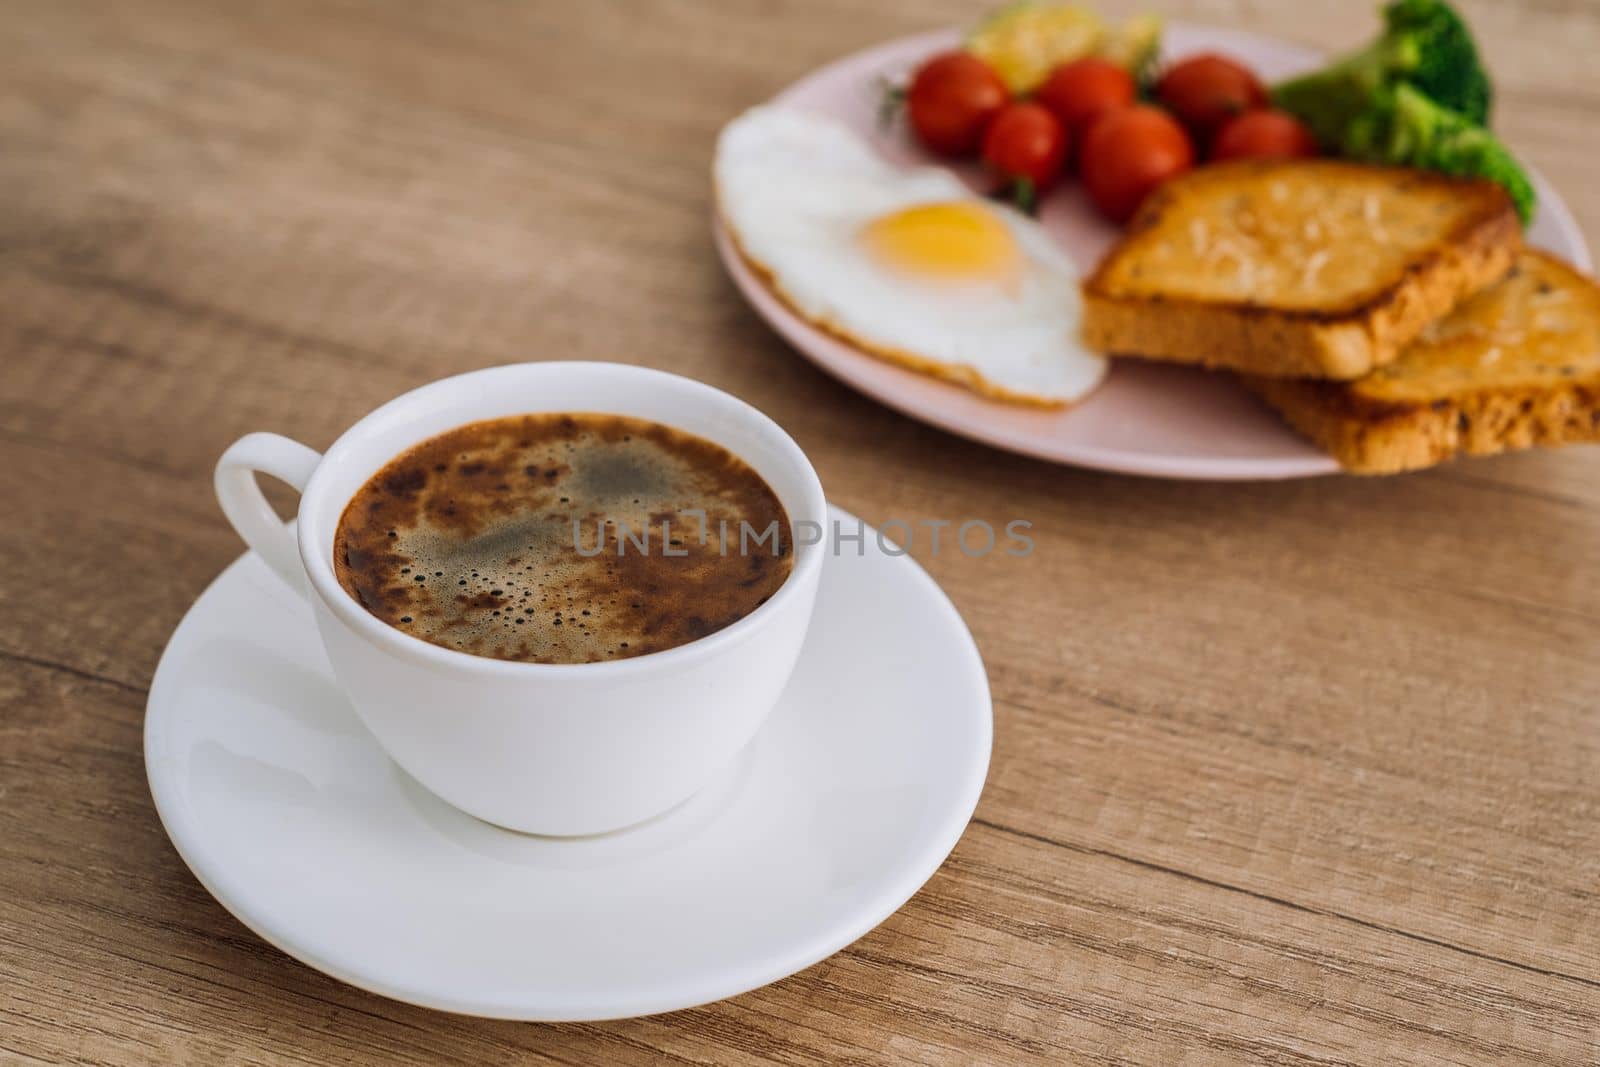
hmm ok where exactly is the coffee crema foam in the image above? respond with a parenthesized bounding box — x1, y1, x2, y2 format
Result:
(332, 413, 793, 664)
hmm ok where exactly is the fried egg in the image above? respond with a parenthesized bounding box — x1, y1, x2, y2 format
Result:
(715, 106, 1105, 406)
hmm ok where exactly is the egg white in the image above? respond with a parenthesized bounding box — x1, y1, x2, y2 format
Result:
(715, 106, 1106, 406)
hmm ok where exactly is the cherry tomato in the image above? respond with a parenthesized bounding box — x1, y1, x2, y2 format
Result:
(906, 51, 1010, 158)
(1155, 53, 1267, 142)
(1079, 105, 1195, 223)
(1210, 109, 1319, 162)
(982, 102, 1067, 209)
(1034, 57, 1136, 139)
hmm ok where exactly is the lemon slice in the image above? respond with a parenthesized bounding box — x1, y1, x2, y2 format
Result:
(1098, 13, 1163, 82)
(967, 3, 1105, 94)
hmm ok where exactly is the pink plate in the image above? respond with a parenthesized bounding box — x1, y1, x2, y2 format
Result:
(715, 25, 1593, 480)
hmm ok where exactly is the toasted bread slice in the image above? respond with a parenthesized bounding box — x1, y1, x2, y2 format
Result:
(1081, 160, 1522, 379)
(1247, 251, 1600, 474)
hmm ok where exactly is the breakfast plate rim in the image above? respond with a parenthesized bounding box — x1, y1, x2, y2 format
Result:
(714, 22, 1592, 481)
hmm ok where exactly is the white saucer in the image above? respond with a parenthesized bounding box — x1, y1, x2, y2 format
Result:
(145, 506, 991, 1020)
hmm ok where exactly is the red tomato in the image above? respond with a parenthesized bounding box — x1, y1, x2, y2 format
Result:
(1079, 106, 1195, 223)
(1210, 109, 1319, 162)
(981, 102, 1067, 208)
(906, 51, 1010, 157)
(1034, 57, 1136, 139)
(1155, 53, 1267, 141)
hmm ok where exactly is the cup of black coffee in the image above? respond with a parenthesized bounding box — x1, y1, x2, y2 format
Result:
(215, 363, 826, 835)
(332, 413, 795, 665)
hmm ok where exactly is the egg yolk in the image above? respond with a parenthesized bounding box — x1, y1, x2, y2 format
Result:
(860, 202, 1020, 283)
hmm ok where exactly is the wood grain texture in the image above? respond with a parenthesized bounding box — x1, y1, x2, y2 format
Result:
(2, 0, 1599, 1063)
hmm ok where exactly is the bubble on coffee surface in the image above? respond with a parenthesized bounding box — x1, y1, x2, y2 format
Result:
(332, 414, 792, 664)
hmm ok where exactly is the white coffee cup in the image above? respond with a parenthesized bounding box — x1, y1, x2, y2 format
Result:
(215, 362, 826, 835)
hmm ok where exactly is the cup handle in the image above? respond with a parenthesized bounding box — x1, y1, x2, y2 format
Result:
(215, 433, 324, 597)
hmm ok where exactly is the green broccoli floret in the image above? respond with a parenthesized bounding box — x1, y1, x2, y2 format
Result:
(1345, 84, 1535, 222)
(1273, 0, 1492, 148)
(1269, 2, 1530, 223)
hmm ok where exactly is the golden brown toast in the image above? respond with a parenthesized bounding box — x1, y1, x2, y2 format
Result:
(1247, 251, 1600, 474)
(1081, 160, 1523, 379)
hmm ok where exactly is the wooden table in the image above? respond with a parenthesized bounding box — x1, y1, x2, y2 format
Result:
(4, 1, 1598, 1062)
